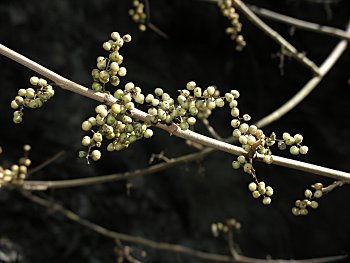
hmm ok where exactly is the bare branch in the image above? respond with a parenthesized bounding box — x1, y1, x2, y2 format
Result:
(28, 151, 65, 176)
(21, 191, 348, 263)
(255, 21, 350, 128)
(231, 0, 320, 75)
(201, 118, 223, 140)
(247, 5, 350, 42)
(1, 43, 350, 183)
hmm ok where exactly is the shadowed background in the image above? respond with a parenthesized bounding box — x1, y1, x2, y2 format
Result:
(0, 0, 350, 262)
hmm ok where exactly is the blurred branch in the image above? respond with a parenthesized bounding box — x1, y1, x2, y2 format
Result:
(27, 151, 65, 176)
(247, 4, 350, 42)
(1, 41, 350, 183)
(21, 191, 347, 263)
(202, 118, 223, 140)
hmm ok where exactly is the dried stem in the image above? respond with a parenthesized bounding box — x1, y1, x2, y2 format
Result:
(247, 4, 350, 42)
(28, 151, 65, 176)
(21, 191, 347, 263)
(231, 0, 320, 75)
(202, 118, 223, 140)
(1, 43, 350, 183)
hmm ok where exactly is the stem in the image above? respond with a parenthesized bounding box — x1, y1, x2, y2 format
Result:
(1, 43, 350, 183)
(21, 191, 348, 263)
(247, 4, 350, 42)
(231, 0, 320, 75)
(255, 20, 350, 128)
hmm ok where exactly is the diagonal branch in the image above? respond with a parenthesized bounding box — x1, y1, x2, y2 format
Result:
(21, 191, 347, 263)
(1, 42, 350, 182)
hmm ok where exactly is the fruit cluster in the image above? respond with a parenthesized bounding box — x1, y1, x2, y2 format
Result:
(128, 0, 147, 32)
(11, 77, 54, 124)
(211, 218, 241, 238)
(0, 145, 32, 188)
(292, 183, 323, 216)
(218, 0, 246, 51)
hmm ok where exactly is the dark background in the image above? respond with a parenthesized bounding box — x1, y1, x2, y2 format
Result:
(1, 0, 350, 262)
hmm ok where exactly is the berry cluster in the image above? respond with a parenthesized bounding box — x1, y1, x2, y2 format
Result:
(211, 218, 241, 238)
(0, 145, 32, 188)
(11, 77, 54, 124)
(145, 82, 225, 131)
(91, 32, 131, 92)
(218, 0, 246, 51)
(292, 183, 323, 216)
(128, 0, 147, 32)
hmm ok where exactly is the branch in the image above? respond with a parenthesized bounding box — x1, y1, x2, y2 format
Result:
(247, 4, 350, 42)
(255, 20, 350, 128)
(28, 151, 65, 176)
(231, 0, 321, 75)
(21, 191, 347, 263)
(1, 43, 350, 183)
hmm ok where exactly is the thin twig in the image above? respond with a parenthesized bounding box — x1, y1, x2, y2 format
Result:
(255, 20, 350, 128)
(1, 43, 350, 183)
(322, 181, 344, 194)
(231, 0, 321, 75)
(147, 22, 169, 39)
(21, 191, 348, 263)
(246, 4, 350, 42)
(28, 151, 65, 176)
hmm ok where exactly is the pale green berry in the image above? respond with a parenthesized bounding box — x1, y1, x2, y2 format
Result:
(30, 76, 39, 85)
(187, 117, 196, 125)
(91, 82, 103, 92)
(88, 117, 97, 126)
(239, 123, 249, 134)
(114, 89, 124, 100)
(300, 208, 308, 215)
(123, 34, 132, 42)
(18, 89, 26, 96)
(230, 90, 240, 98)
(121, 115, 133, 124)
(122, 93, 132, 104)
(231, 119, 240, 128)
(243, 163, 252, 174)
(237, 155, 246, 164)
(111, 103, 121, 115)
(125, 102, 135, 110)
(91, 150, 101, 161)
(179, 122, 189, 131)
(134, 93, 145, 104)
(11, 100, 19, 109)
(162, 93, 171, 101)
(242, 144, 251, 152)
(189, 107, 198, 116)
(310, 201, 319, 209)
(252, 191, 260, 198)
(38, 78, 47, 86)
(292, 207, 300, 216)
(285, 137, 295, 145)
(145, 94, 154, 103)
(242, 114, 251, 122)
(249, 125, 257, 135)
(186, 81, 196, 90)
(232, 160, 241, 169)
(110, 76, 120, 86)
(107, 143, 115, 152)
(255, 129, 265, 139)
(266, 186, 274, 196)
(25, 88, 35, 99)
(304, 189, 313, 198)
(248, 182, 257, 191)
(314, 190, 323, 198)
(143, 129, 153, 138)
(239, 135, 248, 145)
(154, 88, 163, 97)
(299, 146, 308, 155)
(229, 100, 238, 108)
(95, 105, 108, 117)
(93, 132, 103, 142)
(225, 93, 234, 102)
(282, 132, 291, 141)
(13, 115, 22, 124)
(247, 135, 257, 146)
(118, 67, 127, 77)
(263, 155, 273, 164)
(231, 107, 239, 117)
(215, 98, 225, 107)
(110, 62, 120, 72)
(103, 41, 112, 51)
(232, 129, 241, 138)
(290, 145, 300, 155)
(313, 183, 323, 190)
(207, 86, 215, 96)
(193, 87, 202, 97)
(82, 136, 91, 146)
(82, 121, 92, 131)
(97, 59, 107, 70)
(111, 32, 121, 40)
(262, 197, 271, 205)
(294, 134, 303, 144)
(151, 98, 160, 107)
(207, 100, 216, 110)
(177, 95, 187, 105)
(99, 70, 110, 83)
